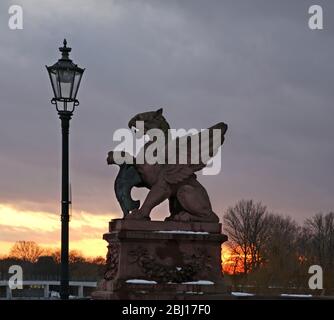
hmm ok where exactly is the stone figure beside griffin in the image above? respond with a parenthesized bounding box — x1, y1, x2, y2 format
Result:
(107, 108, 228, 223)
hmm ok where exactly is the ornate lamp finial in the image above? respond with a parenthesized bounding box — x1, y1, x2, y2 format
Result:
(59, 39, 72, 60)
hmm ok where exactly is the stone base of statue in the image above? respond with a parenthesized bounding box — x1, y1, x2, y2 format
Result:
(92, 219, 230, 300)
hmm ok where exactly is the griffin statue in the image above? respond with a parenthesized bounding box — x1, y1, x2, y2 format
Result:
(107, 108, 228, 222)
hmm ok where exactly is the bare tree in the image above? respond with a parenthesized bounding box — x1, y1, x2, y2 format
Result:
(263, 214, 301, 287)
(223, 200, 270, 274)
(69, 250, 86, 264)
(9, 241, 44, 262)
(47, 249, 86, 264)
(50, 249, 61, 264)
(303, 212, 334, 269)
(89, 256, 106, 265)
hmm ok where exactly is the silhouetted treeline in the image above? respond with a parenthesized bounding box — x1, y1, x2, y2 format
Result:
(223, 200, 334, 295)
(0, 242, 105, 281)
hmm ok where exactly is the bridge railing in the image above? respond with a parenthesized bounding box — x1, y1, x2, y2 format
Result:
(0, 280, 97, 299)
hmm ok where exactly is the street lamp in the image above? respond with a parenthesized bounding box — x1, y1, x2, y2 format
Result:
(46, 39, 85, 300)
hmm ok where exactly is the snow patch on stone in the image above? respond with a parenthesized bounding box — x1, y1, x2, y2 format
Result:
(280, 294, 312, 298)
(182, 280, 214, 285)
(126, 279, 157, 285)
(154, 230, 209, 235)
(232, 292, 255, 297)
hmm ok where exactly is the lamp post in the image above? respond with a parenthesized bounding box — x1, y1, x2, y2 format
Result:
(46, 39, 85, 300)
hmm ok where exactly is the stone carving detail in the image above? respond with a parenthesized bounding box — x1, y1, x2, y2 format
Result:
(128, 246, 212, 283)
(104, 242, 120, 280)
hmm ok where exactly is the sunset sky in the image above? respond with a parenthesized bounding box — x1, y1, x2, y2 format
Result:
(0, 0, 333, 257)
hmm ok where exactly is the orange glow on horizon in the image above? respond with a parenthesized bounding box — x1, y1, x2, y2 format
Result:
(0, 203, 119, 258)
(221, 244, 252, 274)
(1, 203, 250, 270)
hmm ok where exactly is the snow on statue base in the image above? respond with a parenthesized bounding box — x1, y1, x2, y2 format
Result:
(92, 219, 230, 300)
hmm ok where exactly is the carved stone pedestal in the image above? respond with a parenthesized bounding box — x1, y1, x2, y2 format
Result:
(92, 219, 230, 300)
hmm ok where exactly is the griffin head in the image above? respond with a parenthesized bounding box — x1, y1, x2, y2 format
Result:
(128, 108, 170, 137)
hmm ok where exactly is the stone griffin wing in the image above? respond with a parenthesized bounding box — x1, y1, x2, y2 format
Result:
(159, 122, 228, 184)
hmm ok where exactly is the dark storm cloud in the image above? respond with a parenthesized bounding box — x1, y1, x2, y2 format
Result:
(0, 0, 333, 220)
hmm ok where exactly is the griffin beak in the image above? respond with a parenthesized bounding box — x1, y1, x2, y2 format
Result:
(107, 151, 114, 165)
(128, 117, 137, 129)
